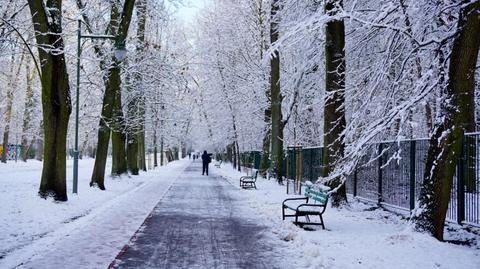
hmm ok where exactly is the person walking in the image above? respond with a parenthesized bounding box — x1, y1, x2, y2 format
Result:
(201, 150, 211, 176)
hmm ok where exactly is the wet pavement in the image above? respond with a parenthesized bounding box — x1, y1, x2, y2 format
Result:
(110, 162, 285, 269)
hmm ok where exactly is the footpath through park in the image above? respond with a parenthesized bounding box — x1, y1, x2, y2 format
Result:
(109, 161, 287, 269)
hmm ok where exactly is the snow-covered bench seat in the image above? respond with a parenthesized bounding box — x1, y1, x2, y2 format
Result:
(282, 184, 330, 229)
(214, 160, 222, 168)
(239, 169, 258, 189)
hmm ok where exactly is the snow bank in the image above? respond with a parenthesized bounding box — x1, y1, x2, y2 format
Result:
(213, 163, 480, 269)
(0, 158, 189, 269)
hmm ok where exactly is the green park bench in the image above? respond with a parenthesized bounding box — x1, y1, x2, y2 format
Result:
(282, 184, 330, 229)
(239, 169, 258, 189)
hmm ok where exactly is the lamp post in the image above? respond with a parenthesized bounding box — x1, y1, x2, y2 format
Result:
(73, 19, 125, 194)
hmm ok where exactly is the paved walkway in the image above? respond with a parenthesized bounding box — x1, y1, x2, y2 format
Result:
(110, 162, 286, 269)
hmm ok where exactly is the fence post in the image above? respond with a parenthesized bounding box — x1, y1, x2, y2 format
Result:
(310, 149, 314, 182)
(457, 139, 465, 224)
(297, 146, 303, 195)
(410, 140, 416, 211)
(378, 143, 383, 205)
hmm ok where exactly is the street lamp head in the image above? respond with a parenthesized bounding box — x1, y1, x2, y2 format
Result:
(114, 47, 127, 61)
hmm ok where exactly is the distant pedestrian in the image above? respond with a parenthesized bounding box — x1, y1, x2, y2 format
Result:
(201, 150, 211, 176)
(188, 153, 191, 159)
(193, 154, 196, 162)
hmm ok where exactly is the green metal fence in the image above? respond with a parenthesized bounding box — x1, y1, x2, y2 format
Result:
(239, 135, 480, 226)
(239, 151, 261, 169)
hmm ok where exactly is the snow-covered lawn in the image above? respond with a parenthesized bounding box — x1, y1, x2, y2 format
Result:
(213, 163, 480, 269)
(0, 158, 189, 269)
(1, 158, 479, 269)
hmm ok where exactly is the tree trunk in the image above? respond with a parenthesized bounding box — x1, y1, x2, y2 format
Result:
(323, 0, 347, 207)
(126, 0, 147, 174)
(412, 1, 480, 241)
(270, 0, 283, 184)
(91, 64, 120, 189)
(226, 144, 232, 163)
(20, 59, 35, 162)
(236, 140, 241, 171)
(1, 86, 13, 163)
(138, 132, 146, 170)
(153, 128, 158, 167)
(35, 121, 44, 161)
(136, 0, 147, 171)
(28, 0, 72, 201)
(1, 54, 17, 163)
(256, 0, 271, 177)
(232, 142, 237, 169)
(111, 84, 128, 175)
(91, 0, 136, 188)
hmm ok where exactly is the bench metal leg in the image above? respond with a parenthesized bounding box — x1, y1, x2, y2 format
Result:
(287, 212, 326, 230)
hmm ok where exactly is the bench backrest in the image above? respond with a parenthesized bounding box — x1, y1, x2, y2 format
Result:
(305, 185, 329, 205)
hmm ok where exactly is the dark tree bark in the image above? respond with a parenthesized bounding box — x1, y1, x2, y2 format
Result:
(236, 140, 241, 171)
(137, 0, 147, 172)
(27, 0, 72, 201)
(412, 1, 480, 241)
(232, 142, 237, 169)
(91, 0, 136, 188)
(270, 0, 284, 183)
(111, 84, 128, 175)
(153, 129, 158, 168)
(259, 117, 271, 175)
(255, 0, 271, 177)
(127, 0, 147, 174)
(323, 0, 347, 207)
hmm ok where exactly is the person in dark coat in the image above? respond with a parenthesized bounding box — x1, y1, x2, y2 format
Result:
(201, 150, 211, 175)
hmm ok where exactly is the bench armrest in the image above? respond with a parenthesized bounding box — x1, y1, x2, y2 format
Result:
(240, 175, 254, 180)
(282, 197, 308, 206)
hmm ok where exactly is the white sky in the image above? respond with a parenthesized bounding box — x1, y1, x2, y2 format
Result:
(175, 0, 210, 23)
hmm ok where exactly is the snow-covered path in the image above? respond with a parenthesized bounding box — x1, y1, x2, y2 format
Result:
(0, 159, 190, 269)
(110, 162, 288, 269)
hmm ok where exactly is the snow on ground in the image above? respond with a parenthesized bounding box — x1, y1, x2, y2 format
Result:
(213, 162, 480, 269)
(1, 157, 479, 269)
(0, 158, 189, 269)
